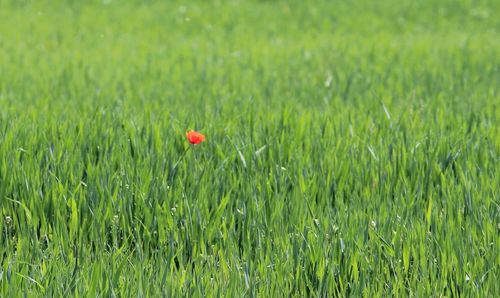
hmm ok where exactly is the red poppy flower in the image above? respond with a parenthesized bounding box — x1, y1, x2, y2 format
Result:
(186, 130, 205, 145)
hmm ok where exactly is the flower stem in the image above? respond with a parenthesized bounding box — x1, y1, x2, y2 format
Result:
(168, 146, 191, 184)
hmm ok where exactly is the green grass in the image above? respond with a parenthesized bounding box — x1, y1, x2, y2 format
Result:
(0, 0, 499, 296)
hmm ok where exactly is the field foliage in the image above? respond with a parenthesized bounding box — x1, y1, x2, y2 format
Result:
(0, 0, 499, 296)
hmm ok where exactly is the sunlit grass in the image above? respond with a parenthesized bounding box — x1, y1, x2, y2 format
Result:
(0, 0, 498, 296)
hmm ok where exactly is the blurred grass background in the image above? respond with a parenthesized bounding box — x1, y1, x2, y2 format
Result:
(0, 0, 498, 296)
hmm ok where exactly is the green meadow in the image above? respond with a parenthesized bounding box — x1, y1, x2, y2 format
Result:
(0, 0, 499, 296)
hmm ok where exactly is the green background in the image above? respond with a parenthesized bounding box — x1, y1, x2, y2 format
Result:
(0, 0, 498, 296)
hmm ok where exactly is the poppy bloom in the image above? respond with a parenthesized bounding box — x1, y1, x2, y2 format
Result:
(186, 130, 205, 145)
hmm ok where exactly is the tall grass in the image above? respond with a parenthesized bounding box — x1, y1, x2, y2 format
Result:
(0, 0, 498, 296)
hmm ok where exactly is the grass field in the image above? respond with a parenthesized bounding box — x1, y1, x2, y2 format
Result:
(0, 0, 499, 296)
